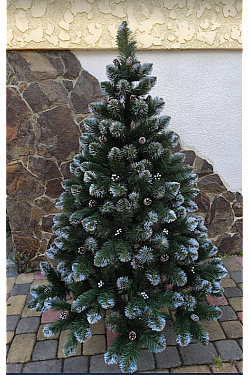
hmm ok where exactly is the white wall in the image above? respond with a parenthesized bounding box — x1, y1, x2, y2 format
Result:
(72, 50, 242, 193)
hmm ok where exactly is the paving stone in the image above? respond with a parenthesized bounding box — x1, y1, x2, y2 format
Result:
(210, 362, 238, 373)
(82, 334, 106, 355)
(229, 271, 243, 284)
(162, 320, 178, 345)
(22, 359, 63, 373)
(179, 342, 217, 365)
(6, 295, 27, 315)
(21, 304, 42, 317)
(7, 333, 36, 363)
(159, 306, 170, 314)
(6, 268, 18, 277)
(6, 315, 20, 331)
(228, 297, 243, 312)
(26, 291, 35, 304)
(6, 293, 10, 301)
(63, 356, 89, 373)
(220, 278, 236, 288)
(222, 257, 242, 272)
(170, 365, 211, 373)
(235, 256, 243, 266)
(221, 321, 243, 339)
(236, 360, 243, 373)
(90, 318, 105, 335)
(206, 294, 228, 306)
(223, 287, 242, 298)
(16, 317, 40, 334)
(10, 283, 31, 296)
(214, 340, 243, 361)
(218, 306, 238, 322)
(237, 311, 243, 323)
(58, 329, 81, 358)
(37, 323, 60, 340)
(6, 331, 14, 344)
(6, 363, 23, 373)
(155, 346, 181, 369)
(107, 328, 118, 346)
(16, 273, 34, 284)
(31, 279, 50, 290)
(237, 338, 243, 350)
(6, 258, 243, 373)
(136, 349, 155, 371)
(32, 339, 58, 361)
(34, 271, 46, 280)
(89, 353, 122, 373)
(238, 283, 243, 292)
(41, 309, 62, 323)
(200, 320, 226, 341)
(6, 277, 16, 293)
(169, 309, 176, 321)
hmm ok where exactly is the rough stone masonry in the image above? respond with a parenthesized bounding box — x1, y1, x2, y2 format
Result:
(6, 50, 243, 271)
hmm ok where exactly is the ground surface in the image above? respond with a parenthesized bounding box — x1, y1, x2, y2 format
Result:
(6, 256, 243, 373)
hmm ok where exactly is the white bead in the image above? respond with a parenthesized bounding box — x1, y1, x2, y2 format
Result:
(111, 174, 120, 181)
(141, 292, 149, 299)
(98, 280, 104, 288)
(115, 228, 122, 236)
(154, 173, 161, 180)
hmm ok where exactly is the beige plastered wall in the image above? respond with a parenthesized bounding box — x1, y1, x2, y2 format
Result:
(7, 0, 242, 50)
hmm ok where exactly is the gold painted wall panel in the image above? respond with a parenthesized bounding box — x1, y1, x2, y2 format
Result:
(7, 0, 242, 49)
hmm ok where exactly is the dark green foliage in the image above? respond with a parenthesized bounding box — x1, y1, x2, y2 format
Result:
(117, 21, 137, 61)
(29, 21, 226, 373)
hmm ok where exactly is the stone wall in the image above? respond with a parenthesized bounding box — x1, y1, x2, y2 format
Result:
(6, 50, 243, 271)
(6, 50, 103, 271)
(180, 149, 243, 255)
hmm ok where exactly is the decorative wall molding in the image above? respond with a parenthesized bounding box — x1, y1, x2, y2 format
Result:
(7, 0, 242, 50)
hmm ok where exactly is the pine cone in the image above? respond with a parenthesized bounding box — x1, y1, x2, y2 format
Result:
(99, 135, 107, 143)
(113, 58, 120, 67)
(129, 331, 136, 340)
(139, 137, 146, 144)
(130, 95, 137, 104)
(126, 56, 133, 67)
(143, 198, 152, 206)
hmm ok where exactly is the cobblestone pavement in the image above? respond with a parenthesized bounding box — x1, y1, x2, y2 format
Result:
(6, 256, 243, 373)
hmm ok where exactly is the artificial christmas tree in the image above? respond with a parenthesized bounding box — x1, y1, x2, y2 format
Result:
(29, 22, 227, 373)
